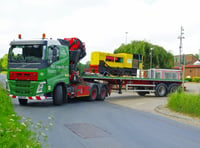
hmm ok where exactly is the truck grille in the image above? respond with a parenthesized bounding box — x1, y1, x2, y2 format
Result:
(16, 81, 30, 88)
(10, 80, 36, 96)
(15, 89, 30, 95)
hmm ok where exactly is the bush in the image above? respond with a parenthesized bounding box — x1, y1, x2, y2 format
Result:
(192, 77, 200, 82)
(167, 92, 200, 118)
(0, 71, 7, 75)
(0, 86, 41, 147)
(184, 77, 192, 82)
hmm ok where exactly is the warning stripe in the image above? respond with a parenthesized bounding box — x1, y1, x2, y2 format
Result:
(9, 94, 47, 100)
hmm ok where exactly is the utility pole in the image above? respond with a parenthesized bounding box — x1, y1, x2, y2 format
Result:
(150, 48, 153, 69)
(125, 32, 128, 44)
(199, 49, 200, 60)
(178, 26, 185, 67)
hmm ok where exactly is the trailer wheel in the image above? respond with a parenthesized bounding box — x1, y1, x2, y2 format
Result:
(53, 85, 63, 105)
(19, 99, 28, 105)
(97, 86, 107, 101)
(88, 86, 98, 101)
(155, 83, 168, 97)
(168, 83, 179, 94)
(137, 92, 148, 96)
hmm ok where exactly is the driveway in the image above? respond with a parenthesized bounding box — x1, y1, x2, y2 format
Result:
(107, 92, 167, 113)
(107, 83, 200, 127)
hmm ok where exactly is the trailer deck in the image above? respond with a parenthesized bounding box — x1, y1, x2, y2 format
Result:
(83, 74, 182, 97)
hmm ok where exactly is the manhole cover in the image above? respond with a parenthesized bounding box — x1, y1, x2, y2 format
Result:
(65, 123, 110, 139)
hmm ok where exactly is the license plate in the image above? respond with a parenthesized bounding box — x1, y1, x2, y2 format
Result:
(19, 96, 27, 99)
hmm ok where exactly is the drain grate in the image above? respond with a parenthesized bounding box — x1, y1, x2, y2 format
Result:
(65, 123, 110, 139)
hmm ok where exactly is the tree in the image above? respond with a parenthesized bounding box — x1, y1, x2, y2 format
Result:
(0, 59, 2, 71)
(0, 54, 8, 71)
(78, 61, 90, 75)
(114, 40, 174, 69)
(194, 54, 199, 60)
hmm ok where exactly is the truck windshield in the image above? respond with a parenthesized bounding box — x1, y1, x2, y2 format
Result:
(9, 45, 46, 63)
(8, 44, 47, 69)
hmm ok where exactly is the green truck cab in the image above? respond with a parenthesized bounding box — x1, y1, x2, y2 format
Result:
(7, 38, 70, 105)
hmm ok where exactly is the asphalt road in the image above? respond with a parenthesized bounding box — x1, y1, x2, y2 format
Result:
(0, 74, 6, 88)
(1, 74, 200, 148)
(185, 82, 200, 94)
(12, 98, 200, 148)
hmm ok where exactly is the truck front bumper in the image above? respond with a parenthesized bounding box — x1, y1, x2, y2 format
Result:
(9, 94, 52, 100)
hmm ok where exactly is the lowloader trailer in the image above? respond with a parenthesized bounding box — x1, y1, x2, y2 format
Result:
(6, 34, 182, 105)
(83, 73, 182, 97)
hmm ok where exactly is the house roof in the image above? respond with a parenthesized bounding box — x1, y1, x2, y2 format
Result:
(185, 65, 200, 68)
(173, 64, 200, 70)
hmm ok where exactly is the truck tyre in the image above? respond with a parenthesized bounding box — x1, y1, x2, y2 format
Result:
(63, 86, 68, 104)
(53, 85, 63, 105)
(19, 99, 28, 105)
(155, 83, 168, 97)
(97, 86, 107, 101)
(63, 93, 68, 104)
(168, 83, 179, 94)
(88, 86, 98, 101)
(137, 92, 148, 96)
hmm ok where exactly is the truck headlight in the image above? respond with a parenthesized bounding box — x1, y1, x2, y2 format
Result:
(36, 82, 46, 93)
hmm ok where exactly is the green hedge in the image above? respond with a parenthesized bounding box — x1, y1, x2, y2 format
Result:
(168, 93, 200, 118)
(184, 77, 200, 82)
(184, 77, 192, 82)
(0, 71, 7, 75)
(192, 77, 200, 82)
(0, 86, 41, 147)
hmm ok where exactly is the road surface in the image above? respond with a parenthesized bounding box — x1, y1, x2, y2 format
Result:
(12, 98, 200, 148)
(1, 74, 200, 148)
(0, 74, 6, 88)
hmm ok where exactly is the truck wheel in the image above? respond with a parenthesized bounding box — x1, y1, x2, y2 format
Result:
(155, 83, 168, 97)
(137, 92, 148, 96)
(88, 86, 98, 101)
(97, 86, 107, 101)
(168, 83, 179, 94)
(53, 85, 63, 105)
(19, 99, 28, 105)
(63, 93, 68, 104)
(63, 86, 68, 104)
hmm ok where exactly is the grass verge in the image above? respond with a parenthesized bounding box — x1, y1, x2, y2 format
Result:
(0, 71, 7, 75)
(0, 85, 41, 147)
(167, 92, 200, 118)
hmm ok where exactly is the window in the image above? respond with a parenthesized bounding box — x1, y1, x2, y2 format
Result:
(115, 57, 123, 63)
(164, 72, 177, 80)
(155, 72, 161, 79)
(48, 46, 59, 64)
(9, 45, 45, 63)
(48, 47, 53, 64)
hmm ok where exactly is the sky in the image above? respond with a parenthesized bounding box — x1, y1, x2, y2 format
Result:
(0, 0, 200, 63)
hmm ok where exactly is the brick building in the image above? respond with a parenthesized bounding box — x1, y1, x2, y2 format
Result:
(174, 54, 200, 78)
(184, 65, 200, 78)
(174, 54, 198, 67)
